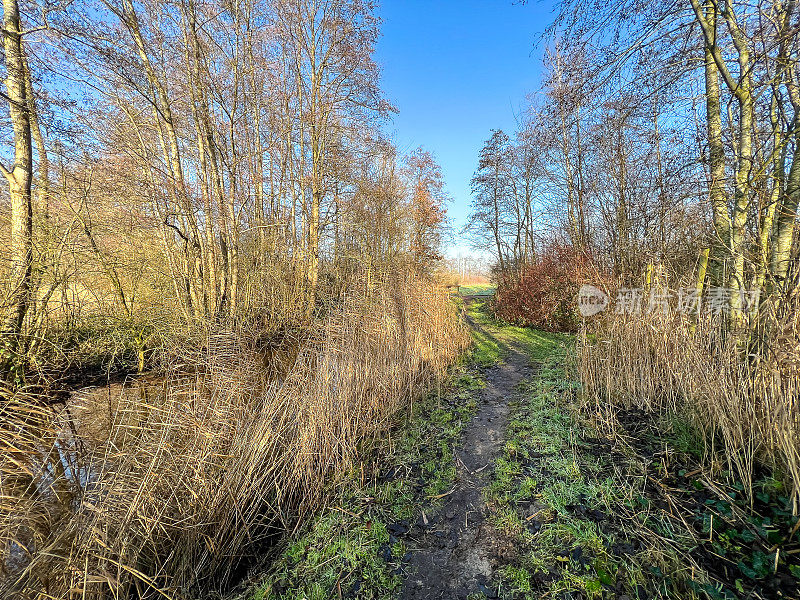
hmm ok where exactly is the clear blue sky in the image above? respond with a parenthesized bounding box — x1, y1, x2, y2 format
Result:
(375, 0, 557, 257)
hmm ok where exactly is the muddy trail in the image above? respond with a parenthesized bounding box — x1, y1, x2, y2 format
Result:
(401, 301, 534, 599)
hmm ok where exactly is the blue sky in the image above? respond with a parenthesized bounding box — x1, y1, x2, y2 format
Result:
(375, 0, 557, 256)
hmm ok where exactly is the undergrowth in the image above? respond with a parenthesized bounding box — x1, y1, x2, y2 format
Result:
(246, 297, 800, 600)
(1, 275, 469, 600)
(483, 306, 800, 600)
(247, 345, 486, 600)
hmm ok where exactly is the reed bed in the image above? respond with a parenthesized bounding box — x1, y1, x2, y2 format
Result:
(579, 295, 800, 512)
(0, 272, 469, 599)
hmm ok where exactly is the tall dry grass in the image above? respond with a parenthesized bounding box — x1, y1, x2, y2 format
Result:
(579, 291, 800, 512)
(0, 272, 469, 599)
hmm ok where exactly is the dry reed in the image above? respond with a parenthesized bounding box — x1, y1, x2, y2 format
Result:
(0, 271, 469, 599)
(579, 293, 800, 513)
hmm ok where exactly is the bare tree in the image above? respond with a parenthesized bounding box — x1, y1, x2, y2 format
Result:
(1, 0, 34, 346)
(404, 147, 448, 274)
(465, 129, 515, 272)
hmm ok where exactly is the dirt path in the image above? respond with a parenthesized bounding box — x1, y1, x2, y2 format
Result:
(401, 312, 533, 599)
(242, 294, 800, 600)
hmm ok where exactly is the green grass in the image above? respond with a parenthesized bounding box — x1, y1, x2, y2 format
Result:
(251, 509, 400, 600)
(248, 352, 485, 600)
(472, 298, 799, 600)
(458, 284, 496, 297)
(464, 300, 695, 599)
(465, 297, 568, 365)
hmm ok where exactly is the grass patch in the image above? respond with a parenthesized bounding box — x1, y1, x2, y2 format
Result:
(249, 298, 800, 600)
(485, 345, 686, 599)
(458, 284, 496, 297)
(248, 357, 484, 600)
(463, 298, 568, 367)
(479, 303, 799, 599)
(463, 301, 686, 599)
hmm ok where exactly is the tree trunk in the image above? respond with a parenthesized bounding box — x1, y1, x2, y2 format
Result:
(771, 133, 800, 286)
(695, 0, 732, 290)
(724, 1, 755, 326)
(2, 0, 34, 344)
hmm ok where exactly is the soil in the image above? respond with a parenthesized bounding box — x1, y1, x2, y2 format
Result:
(400, 314, 533, 599)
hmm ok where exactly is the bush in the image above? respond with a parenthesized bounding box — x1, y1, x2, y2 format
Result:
(493, 246, 599, 332)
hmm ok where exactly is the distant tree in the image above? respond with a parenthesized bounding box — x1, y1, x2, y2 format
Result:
(404, 147, 448, 273)
(465, 129, 515, 272)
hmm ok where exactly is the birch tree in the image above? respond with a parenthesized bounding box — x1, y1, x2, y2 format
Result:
(1, 0, 34, 345)
(275, 0, 385, 311)
(551, 0, 800, 324)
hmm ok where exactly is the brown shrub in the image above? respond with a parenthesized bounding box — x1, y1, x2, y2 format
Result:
(493, 245, 603, 332)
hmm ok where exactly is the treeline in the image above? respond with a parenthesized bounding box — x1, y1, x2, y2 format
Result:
(0, 1, 467, 598)
(0, 0, 449, 378)
(469, 0, 799, 325)
(469, 0, 800, 522)
(466, 58, 704, 281)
